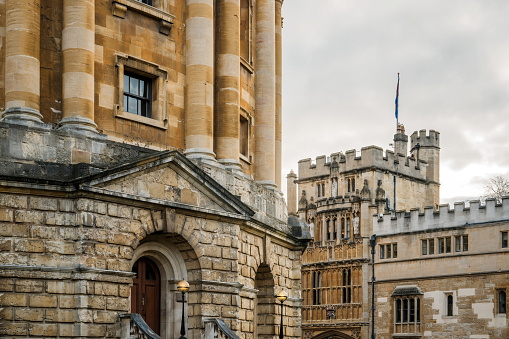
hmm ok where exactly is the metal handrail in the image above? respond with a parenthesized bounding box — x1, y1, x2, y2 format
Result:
(120, 313, 161, 339)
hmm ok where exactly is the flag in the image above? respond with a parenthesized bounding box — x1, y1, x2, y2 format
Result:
(395, 73, 400, 120)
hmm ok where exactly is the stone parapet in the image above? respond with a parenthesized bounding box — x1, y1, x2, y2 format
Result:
(374, 197, 509, 236)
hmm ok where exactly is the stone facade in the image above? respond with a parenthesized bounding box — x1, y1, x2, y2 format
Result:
(289, 127, 509, 338)
(0, 1, 309, 338)
(289, 126, 440, 339)
(373, 199, 509, 339)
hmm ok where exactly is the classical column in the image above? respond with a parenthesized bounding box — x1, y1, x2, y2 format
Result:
(2, 0, 43, 123)
(275, 0, 283, 189)
(214, 0, 241, 169)
(254, 0, 276, 187)
(59, 0, 97, 133)
(184, 0, 215, 160)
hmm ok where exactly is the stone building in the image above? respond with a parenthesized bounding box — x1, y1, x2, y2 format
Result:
(287, 125, 440, 339)
(0, 0, 310, 338)
(288, 126, 509, 338)
(373, 199, 509, 338)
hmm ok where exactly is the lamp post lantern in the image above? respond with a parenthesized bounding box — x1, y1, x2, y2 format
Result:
(276, 290, 288, 339)
(177, 280, 190, 339)
(369, 235, 377, 339)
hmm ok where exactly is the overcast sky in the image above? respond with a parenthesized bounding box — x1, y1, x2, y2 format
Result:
(281, 0, 509, 205)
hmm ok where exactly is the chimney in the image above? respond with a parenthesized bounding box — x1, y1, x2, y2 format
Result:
(286, 170, 298, 216)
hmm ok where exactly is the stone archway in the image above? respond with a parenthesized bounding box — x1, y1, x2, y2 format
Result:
(311, 329, 356, 339)
(254, 264, 276, 339)
(131, 234, 201, 339)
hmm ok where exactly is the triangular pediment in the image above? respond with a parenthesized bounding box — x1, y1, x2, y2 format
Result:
(79, 151, 254, 217)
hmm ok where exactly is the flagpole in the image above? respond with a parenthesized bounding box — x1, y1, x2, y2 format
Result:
(396, 73, 399, 129)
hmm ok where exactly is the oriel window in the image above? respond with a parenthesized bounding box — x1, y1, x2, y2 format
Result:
(124, 72, 152, 118)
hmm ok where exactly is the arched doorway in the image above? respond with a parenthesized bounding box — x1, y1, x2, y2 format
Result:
(254, 264, 276, 339)
(131, 257, 161, 334)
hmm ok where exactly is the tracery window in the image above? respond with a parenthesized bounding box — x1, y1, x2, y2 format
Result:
(327, 219, 332, 241)
(346, 218, 351, 239)
(312, 272, 321, 305)
(333, 219, 337, 240)
(342, 269, 351, 303)
(341, 219, 345, 239)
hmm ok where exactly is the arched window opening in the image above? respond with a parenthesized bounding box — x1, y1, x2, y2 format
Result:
(333, 219, 337, 240)
(447, 295, 453, 316)
(346, 218, 351, 239)
(341, 219, 345, 239)
(327, 219, 332, 241)
(498, 290, 506, 314)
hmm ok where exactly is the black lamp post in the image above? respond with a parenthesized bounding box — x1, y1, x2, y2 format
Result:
(369, 234, 377, 339)
(276, 290, 288, 339)
(177, 280, 189, 339)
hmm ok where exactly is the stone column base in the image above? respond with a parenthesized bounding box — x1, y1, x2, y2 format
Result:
(257, 180, 278, 191)
(58, 116, 98, 135)
(218, 158, 243, 173)
(1, 107, 44, 126)
(184, 148, 217, 162)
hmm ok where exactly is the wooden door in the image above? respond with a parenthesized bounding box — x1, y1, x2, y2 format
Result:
(131, 257, 161, 334)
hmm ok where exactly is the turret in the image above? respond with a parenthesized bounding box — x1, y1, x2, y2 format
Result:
(394, 123, 408, 156)
(410, 129, 440, 206)
(286, 170, 298, 216)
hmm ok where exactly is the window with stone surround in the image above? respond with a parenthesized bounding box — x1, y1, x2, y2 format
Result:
(446, 294, 454, 316)
(346, 218, 351, 239)
(454, 235, 468, 252)
(115, 54, 168, 129)
(312, 272, 321, 305)
(326, 219, 332, 241)
(438, 237, 451, 254)
(392, 286, 422, 335)
(380, 243, 398, 259)
(346, 177, 355, 193)
(502, 231, 508, 248)
(112, 0, 175, 36)
(240, 0, 253, 64)
(498, 289, 507, 314)
(333, 218, 338, 240)
(342, 269, 351, 303)
(124, 72, 152, 118)
(239, 113, 251, 160)
(421, 238, 435, 255)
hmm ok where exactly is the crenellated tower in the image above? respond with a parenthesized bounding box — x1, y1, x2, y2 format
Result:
(410, 129, 440, 207)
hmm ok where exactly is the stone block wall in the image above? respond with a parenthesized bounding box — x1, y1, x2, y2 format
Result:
(374, 274, 509, 338)
(0, 183, 305, 338)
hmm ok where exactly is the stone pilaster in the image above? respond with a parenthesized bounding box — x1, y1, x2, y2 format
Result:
(184, 0, 216, 160)
(275, 0, 283, 189)
(1, 0, 43, 124)
(254, 0, 276, 188)
(214, 0, 242, 170)
(59, 0, 98, 133)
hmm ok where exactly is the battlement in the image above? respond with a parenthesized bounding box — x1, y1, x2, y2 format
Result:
(374, 197, 509, 236)
(298, 145, 426, 181)
(410, 129, 440, 149)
